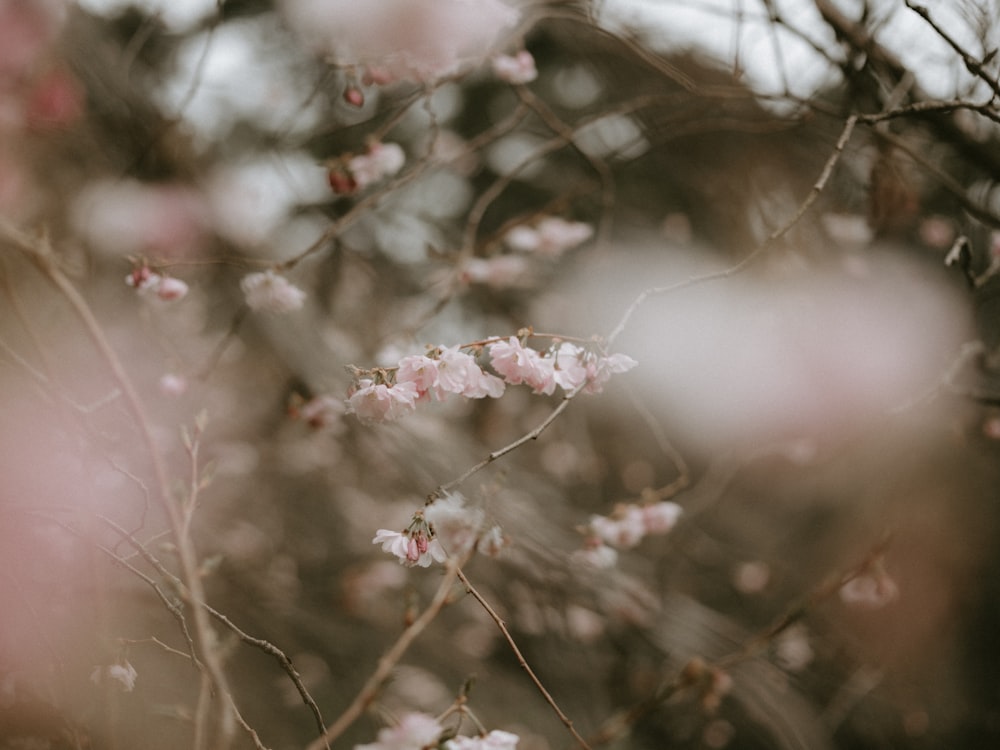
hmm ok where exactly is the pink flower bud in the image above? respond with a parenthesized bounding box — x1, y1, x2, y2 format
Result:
(156, 276, 189, 301)
(343, 86, 365, 107)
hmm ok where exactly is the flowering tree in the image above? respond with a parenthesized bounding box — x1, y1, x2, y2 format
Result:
(2, 1, 1000, 749)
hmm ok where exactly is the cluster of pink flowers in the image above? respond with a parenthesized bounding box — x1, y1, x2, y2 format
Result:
(347, 337, 636, 422)
(373, 515, 447, 568)
(374, 494, 507, 567)
(488, 337, 636, 396)
(125, 265, 189, 301)
(240, 270, 307, 313)
(491, 50, 537, 84)
(504, 217, 594, 257)
(839, 564, 899, 609)
(284, 0, 520, 84)
(354, 712, 519, 750)
(574, 501, 682, 569)
(328, 141, 406, 195)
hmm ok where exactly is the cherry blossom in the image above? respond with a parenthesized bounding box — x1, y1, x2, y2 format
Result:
(424, 492, 485, 556)
(240, 270, 307, 313)
(348, 142, 405, 190)
(641, 501, 682, 534)
(435, 345, 505, 399)
(459, 255, 531, 288)
(446, 730, 520, 750)
(355, 712, 444, 750)
(125, 267, 189, 301)
(159, 373, 188, 397)
(348, 379, 419, 422)
(372, 524, 447, 568)
(492, 50, 537, 84)
(283, 0, 520, 83)
(839, 570, 899, 609)
(590, 505, 646, 549)
(571, 541, 618, 569)
(396, 354, 441, 398)
(90, 661, 138, 692)
(580, 352, 638, 394)
(504, 217, 593, 256)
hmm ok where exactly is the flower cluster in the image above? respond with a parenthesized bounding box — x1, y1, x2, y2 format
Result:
(374, 494, 507, 566)
(504, 217, 593, 257)
(487, 337, 636, 396)
(373, 512, 447, 568)
(125, 265, 189, 301)
(285, 0, 520, 84)
(575, 501, 682, 569)
(354, 712, 519, 750)
(347, 336, 636, 423)
(90, 661, 138, 692)
(240, 270, 307, 313)
(839, 564, 899, 609)
(328, 141, 406, 195)
(355, 712, 444, 750)
(491, 50, 537, 84)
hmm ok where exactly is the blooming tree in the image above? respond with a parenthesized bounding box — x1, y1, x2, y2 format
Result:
(1, 1, 1000, 749)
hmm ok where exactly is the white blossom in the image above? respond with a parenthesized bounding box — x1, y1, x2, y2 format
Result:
(240, 270, 307, 313)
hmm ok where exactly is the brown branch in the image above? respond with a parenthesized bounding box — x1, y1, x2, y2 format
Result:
(304, 561, 461, 750)
(456, 567, 593, 750)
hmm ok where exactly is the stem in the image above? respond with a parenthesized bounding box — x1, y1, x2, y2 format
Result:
(456, 568, 593, 750)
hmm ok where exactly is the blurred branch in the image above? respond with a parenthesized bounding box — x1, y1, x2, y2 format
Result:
(605, 114, 857, 346)
(304, 561, 461, 750)
(456, 567, 593, 750)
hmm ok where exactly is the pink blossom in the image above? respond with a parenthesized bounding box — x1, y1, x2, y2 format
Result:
(590, 505, 646, 549)
(348, 379, 419, 422)
(90, 661, 138, 692)
(425, 492, 484, 556)
(839, 571, 899, 609)
(446, 730, 520, 750)
(551, 342, 589, 391)
(126, 267, 161, 293)
(240, 270, 307, 313)
(492, 50, 537, 84)
(396, 354, 440, 397)
(348, 142, 405, 189)
(297, 395, 345, 428)
(460, 255, 531, 288)
(435, 346, 505, 399)
(284, 0, 520, 83)
(642, 501, 682, 534)
(372, 529, 447, 568)
(476, 525, 507, 557)
(581, 352, 637, 394)
(504, 217, 593, 256)
(571, 541, 618, 569)
(355, 711, 444, 750)
(155, 276, 189, 301)
(159, 373, 188, 397)
(488, 337, 541, 385)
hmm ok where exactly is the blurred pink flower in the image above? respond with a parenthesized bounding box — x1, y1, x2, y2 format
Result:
(240, 270, 307, 313)
(355, 711, 444, 750)
(641, 501, 682, 534)
(284, 0, 520, 83)
(492, 50, 537, 84)
(348, 142, 405, 189)
(348, 379, 419, 422)
(446, 730, 520, 750)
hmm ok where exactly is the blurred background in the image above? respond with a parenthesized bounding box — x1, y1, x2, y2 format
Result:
(1, 0, 999, 748)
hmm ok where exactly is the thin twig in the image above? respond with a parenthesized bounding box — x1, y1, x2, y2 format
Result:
(456, 567, 592, 750)
(304, 561, 461, 750)
(605, 114, 857, 346)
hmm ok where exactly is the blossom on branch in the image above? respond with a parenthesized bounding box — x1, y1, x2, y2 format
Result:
(355, 712, 444, 750)
(492, 50, 537, 84)
(240, 270, 307, 312)
(348, 379, 419, 422)
(504, 217, 593, 256)
(446, 730, 520, 750)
